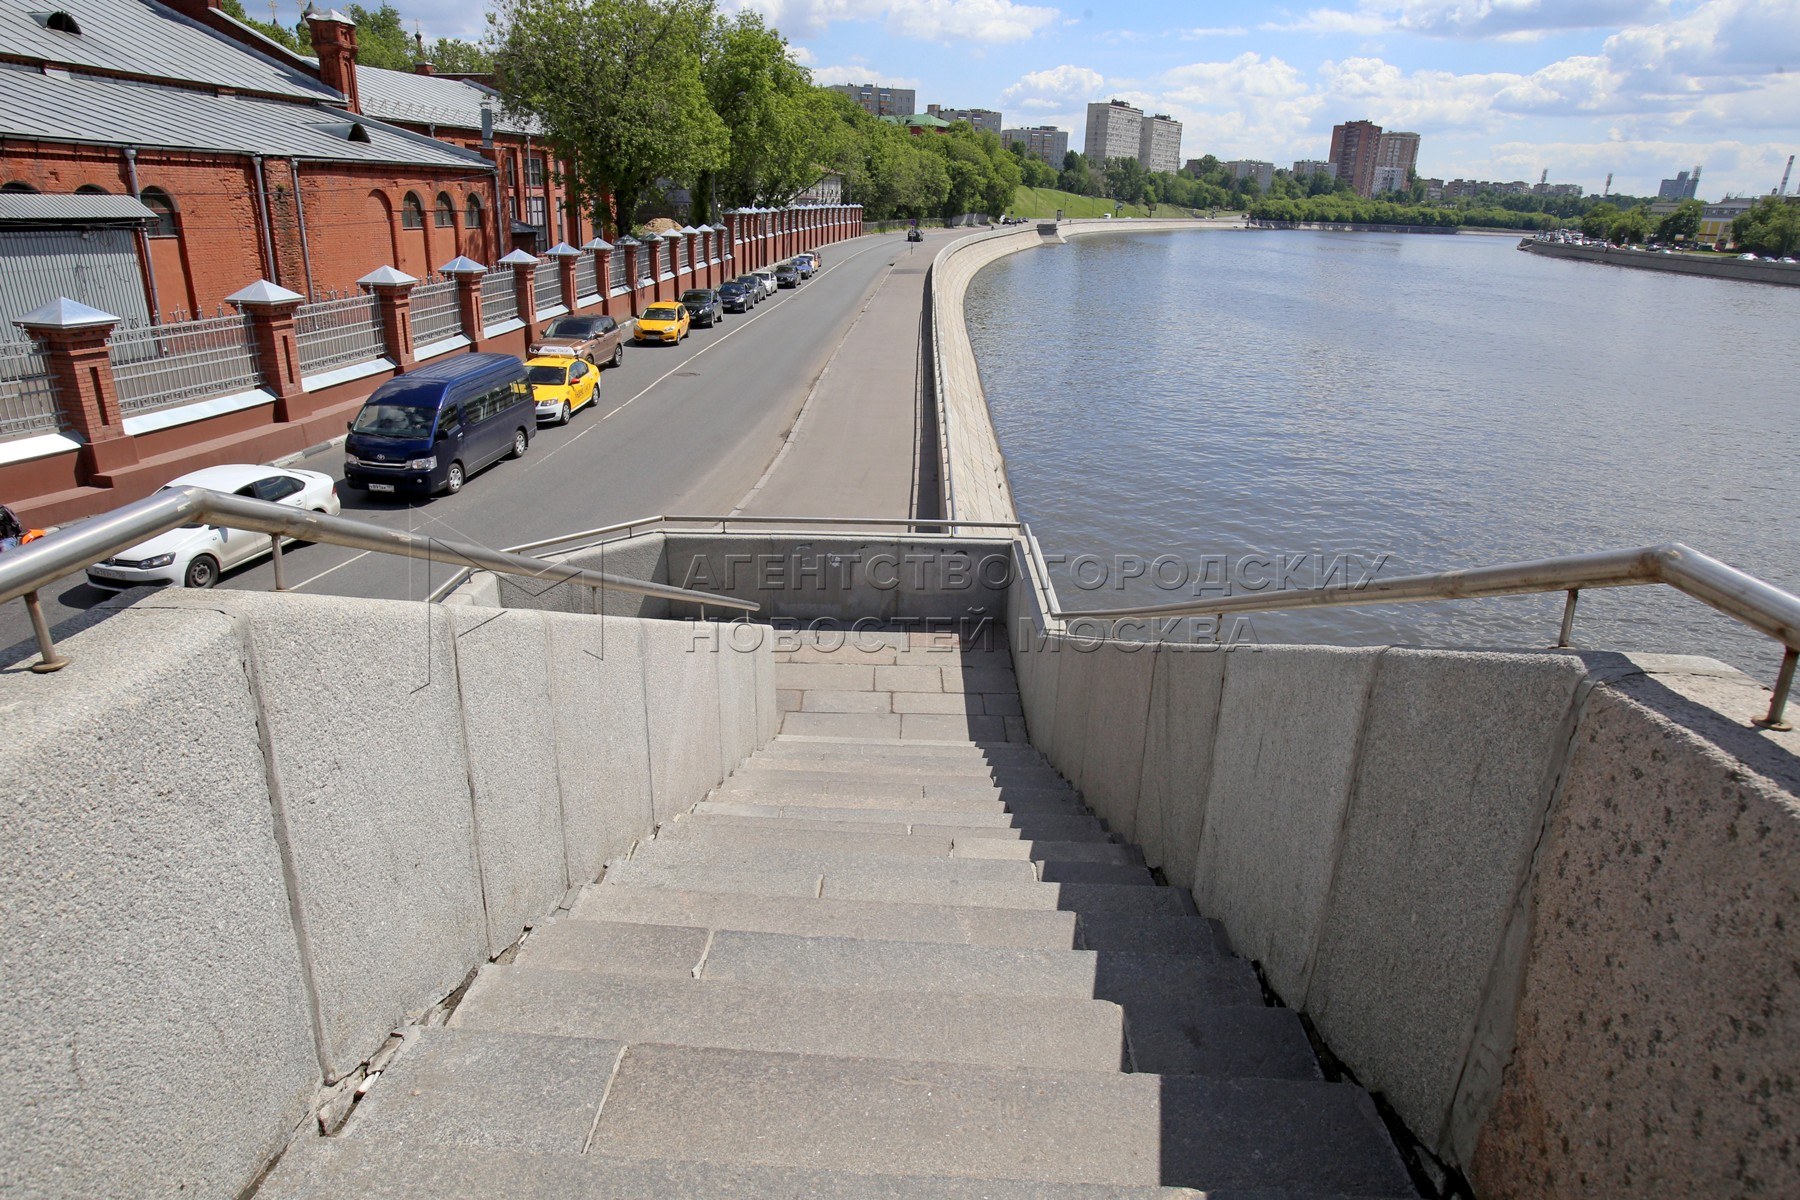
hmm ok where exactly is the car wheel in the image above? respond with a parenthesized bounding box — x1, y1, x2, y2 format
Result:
(611, 344, 624, 367)
(559, 401, 572, 426)
(184, 554, 219, 589)
(509, 428, 529, 459)
(445, 461, 465, 494)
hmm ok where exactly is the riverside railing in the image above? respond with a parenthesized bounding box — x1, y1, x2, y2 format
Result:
(293, 293, 384, 376)
(409, 278, 461, 346)
(0, 488, 762, 674)
(0, 341, 62, 441)
(1052, 543, 1800, 729)
(108, 314, 263, 415)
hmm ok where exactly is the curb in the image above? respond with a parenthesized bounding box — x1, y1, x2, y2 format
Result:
(275, 435, 346, 467)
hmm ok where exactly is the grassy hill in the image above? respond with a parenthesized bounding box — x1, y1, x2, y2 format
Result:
(1007, 186, 1216, 221)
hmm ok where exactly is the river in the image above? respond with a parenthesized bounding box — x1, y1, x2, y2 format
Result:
(964, 227, 1800, 677)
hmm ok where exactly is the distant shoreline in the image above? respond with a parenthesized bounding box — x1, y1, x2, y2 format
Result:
(1246, 219, 1543, 236)
(1521, 238, 1800, 287)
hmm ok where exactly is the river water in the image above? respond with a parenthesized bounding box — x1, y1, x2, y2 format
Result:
(964, 228, 1800, 677)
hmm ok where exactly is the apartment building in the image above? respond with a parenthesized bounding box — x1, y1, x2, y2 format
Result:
(827, 83, 917, 119)
(1138, 113, 1183, 175)
(1329, 120, 1383, 197)
(1003, 126, 1070, 167)
(1084, 100, 1144, 165)
(1225, 160, 1274, 191)
(927, 106, 1003, 136)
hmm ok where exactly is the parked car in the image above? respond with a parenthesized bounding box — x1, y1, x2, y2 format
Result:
(752, 269, 778, 299)
(733, 275, 764, 305)
(530, 314, 625, 368)
(681, 288, 724, 327)
(524, 354, 599, 425)
(634, 301, 691, 344)
(775, 263, 801, 288)
(343, 352, 533, 497)
(792, 253, 817, 278)
(718, 280, 753, 313)
(906, 227, 924, 243)
(85, 464, 340, 590)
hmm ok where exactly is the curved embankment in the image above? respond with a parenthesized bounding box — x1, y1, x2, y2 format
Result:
(1523, 238, 1800, 286)
(928, 219, 1221, 527)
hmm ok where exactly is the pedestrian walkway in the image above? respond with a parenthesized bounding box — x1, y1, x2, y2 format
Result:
(732, 231, 947, 521)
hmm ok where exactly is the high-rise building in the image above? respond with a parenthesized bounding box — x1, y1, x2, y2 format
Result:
(1372, 165, 1409, 195)
(1329, 119, 1382, 197)
(1084, 99, 1143, 164)
(1658, 168, 1702, 200)
(927, 105, 1003, 136)
(1224, 160, 1274, 191)
(1138, 113, 1182, 174)
(826, 83, 916, 119)
(1002, 126, 1070, 167)
(1293, 159, 1335, 180)
(1375, 131, 1420, 181)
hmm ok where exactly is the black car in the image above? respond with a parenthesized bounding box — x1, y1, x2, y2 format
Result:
(718, 281, 753, 313)
(733, 275, 763, 306)
(774, 264, 801, 288)
(680, 288, 724, 327)
(906, 227, 924, 243)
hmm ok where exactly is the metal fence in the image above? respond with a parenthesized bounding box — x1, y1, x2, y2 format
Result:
(481, 270, 518, 325)
(108, 314, 262, 416)
(608, 251, 627, 292)
(573, 253, 598, 298)
(669, 239, 685, 275)
(533, 261, 563, 313)
(410, 278, 462, 346)
(0, 340, 61, 441)
(294, 293, 384, 377)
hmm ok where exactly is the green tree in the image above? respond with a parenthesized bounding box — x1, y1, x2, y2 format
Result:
(494, 0, 727, 237)
(1608, 207, 1650, 245)
(1580, 202, 1619, 238)
(427, 38, 494, 73)
(1731, 196, 1800, 256)
(1655, 198, 1703, 243)
(695, 10, 822, 221)
(221, 0, 306, 52)
(339, 4, 416, 71)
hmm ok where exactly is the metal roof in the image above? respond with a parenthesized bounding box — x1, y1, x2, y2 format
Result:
(0, 63, 495, 171)
(0, 0, 338, 103)
(0, 193, 155, 222)
(353, 64, 542, 136)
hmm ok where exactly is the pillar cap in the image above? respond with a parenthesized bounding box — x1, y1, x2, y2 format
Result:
(224, 280, 306, 308)
(498, 249, 540, 266)
(679, 225, 700, 235)
(614, 235, 640, 247)
(544, 241, 581, 257)
(439, 255, 488, 275)
(582, 237, 613, 251)
(15, 296, 121, 330)
(357, 265, 419, 287)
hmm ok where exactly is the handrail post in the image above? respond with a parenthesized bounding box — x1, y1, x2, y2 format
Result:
(1557, 588, 1579, 647)
(1762, 647, 1797, 731)
(23, 590, 69, 673)
(270, 534, 288, 591)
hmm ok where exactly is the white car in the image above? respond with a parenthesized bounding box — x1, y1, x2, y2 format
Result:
(86, 464, 340, 590)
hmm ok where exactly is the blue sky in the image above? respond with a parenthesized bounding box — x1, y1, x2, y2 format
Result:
(729, 0, 1799, 198)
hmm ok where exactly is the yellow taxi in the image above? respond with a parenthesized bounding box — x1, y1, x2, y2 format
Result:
(523, 354, 599, 425)
(634, 301, 691, 344)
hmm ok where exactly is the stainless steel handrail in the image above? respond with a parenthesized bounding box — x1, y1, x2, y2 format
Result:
(424, 513, 1026, 603)
(1048, 542, 1800, 728)
(2, 487, 760, 673)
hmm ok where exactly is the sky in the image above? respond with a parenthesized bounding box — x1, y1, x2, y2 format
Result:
(415, 0, 1800, 199)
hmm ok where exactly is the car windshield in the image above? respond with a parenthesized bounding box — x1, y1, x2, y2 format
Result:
(351, 402, 436, 438)
(644, 307, 682, 320)
(720, 283, 743, 293)
(526, 365, 567, 385)
(681, 291, 711, 303)
(543, 317, 601, 338)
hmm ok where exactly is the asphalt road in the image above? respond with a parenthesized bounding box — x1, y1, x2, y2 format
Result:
(3, 228, 951, 662)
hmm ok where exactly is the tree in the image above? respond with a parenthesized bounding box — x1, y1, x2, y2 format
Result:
(1580, 202, 1619, 238)
(427, 38, 494, 73)
(1655, 198, 1702, 243)
(694, 10, 822, 221)
(221, 0, 305, 52)
(494, 0, 727, 237)
(1608, 207, 1650, 245)
(1731, 196, 1800, 256)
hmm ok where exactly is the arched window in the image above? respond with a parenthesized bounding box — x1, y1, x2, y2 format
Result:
(465, 193, 483, 230)
(435, 192, 455, 228)
(140, 186, 178, 236)
(44, 10, 80, 34)
(400, 192, 425, 230)
(0, 182, 38, 193)
(76, 183, 109, 195)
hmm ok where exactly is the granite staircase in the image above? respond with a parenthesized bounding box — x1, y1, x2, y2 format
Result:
(261, 629, 1417, 1198)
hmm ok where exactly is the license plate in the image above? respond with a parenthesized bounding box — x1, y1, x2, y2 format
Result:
(88, 566, 131, 579)
(368, 483, 395, 493)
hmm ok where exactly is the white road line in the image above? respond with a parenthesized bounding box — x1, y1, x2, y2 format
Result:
(288, 548, 372, 590)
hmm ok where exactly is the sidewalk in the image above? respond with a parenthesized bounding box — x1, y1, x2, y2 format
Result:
(732, 231, 948, 521)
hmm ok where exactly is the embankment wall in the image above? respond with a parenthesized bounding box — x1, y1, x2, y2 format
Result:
(1524, 238, 1800, 286)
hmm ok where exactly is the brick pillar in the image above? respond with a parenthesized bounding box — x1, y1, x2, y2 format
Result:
(723, 214, 739, 278)
(499, 248, 540, 339)
(585, 238, 614, 315)
(683, 230, 699, 290)
(543, 242, 579, 312)
(358, 266, 419, 374)
(224, 279, 310, 423)
(645, 238, 664, 301)
(14, 299, 138, 482)
(441, 259, 486, 342)
(620, 239, 642, 314)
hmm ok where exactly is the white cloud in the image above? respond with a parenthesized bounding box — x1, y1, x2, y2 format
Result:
(730, 0, 1058, 43)
(1000, 64, 1105, 111)
(1137, 53, 1327, 162)
(1181, 26, 1249, 38)
(1264, 0, 1669, 39)
(1318, 55, 1519, 132)
(810, 63, 923, 87)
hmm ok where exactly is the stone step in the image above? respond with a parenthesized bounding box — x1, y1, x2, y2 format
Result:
(707, 783, 1088, 815)
(663, 815, 1137, 865)
(775, 734, 1038, 754)
(753, 746, 1055, 774)
(756, 739, 1049, 762)
(697, 800, 1114, 839)
(676, 809, 1120, 845)
(260, 1139, 1225, 1199)
(621, 840, 1041, 886)
(730, 763, 1071, 791)
(1040, 861, 1159, 886)
(1125, 1002, 1321, 1081)
(1077, 912, 1230, 955)
(452, 966, 1126, 1073)
(570, 886, 1080, 949)
(339, 1031, 1414, 1194)
(952, 838, 1142, 865)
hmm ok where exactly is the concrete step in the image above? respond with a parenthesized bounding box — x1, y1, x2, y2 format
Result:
(676, 809, 1120, 844)
(775, 734, 1041, 755)
(340, 1030, 1414, 1193)
(511, 919, 709, 979)
(730, 764, 1072, 792)
(620, 840, 1040, 885)
(663, 815, 1136, 865)
(1125, 1003, 1321, 1081)
(952, 839, 1142, 865)
(1077, 912, 1230, 955)
(707, 782, 1088, 815)
(744, 752, 1065, 779)
(453, 966, 1126, 1073)
(697, 800, 1114, 839)
(570, 885, 1080, 949)
(261, 1139, 1225, 1199)
(1040, 861, 1159, 886)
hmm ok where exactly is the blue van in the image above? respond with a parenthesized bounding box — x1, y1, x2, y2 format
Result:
(343, 353, 533, 496)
